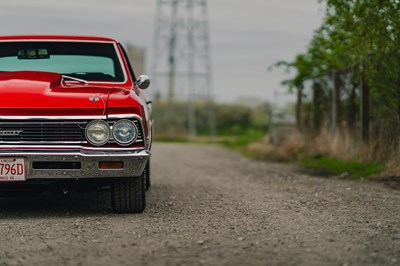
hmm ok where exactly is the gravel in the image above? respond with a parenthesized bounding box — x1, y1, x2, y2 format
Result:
(0, 143, 399, 266)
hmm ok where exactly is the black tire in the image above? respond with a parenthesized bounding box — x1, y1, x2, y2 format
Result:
(111, 173, 146, 213)
(145, 160, 151, 191)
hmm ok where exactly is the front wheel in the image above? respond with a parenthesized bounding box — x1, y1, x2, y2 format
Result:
(145, 160, 151, 191)
(111, 173, 146, 213)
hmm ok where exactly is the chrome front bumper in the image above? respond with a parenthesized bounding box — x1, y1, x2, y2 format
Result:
(0, 149, 151, 180)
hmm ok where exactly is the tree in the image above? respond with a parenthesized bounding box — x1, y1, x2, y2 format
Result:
(275, 0, 400, 158)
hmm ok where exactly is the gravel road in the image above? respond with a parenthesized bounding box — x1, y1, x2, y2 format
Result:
(0, 143, 399, 266)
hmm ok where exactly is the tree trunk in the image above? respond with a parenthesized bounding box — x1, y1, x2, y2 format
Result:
(361, 73, 370, 143)
(348, 83, 357, 132)
(334, 71, 342, 131)
(296, 86, 303, 130)
(312, 82, 323, 131)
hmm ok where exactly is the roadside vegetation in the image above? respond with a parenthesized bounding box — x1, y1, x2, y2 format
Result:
(152, 99, 269, 144)
(299, 156, 384, 179)
(246, 128, 385, 179)
(152, 100, 387, 180)
(268, 0, 400, 179)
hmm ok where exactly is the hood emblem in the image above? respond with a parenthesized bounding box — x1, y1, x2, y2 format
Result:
(0, 130, 24, 136)
(89, 96, 100, 102)
(89, 94, 102, 102)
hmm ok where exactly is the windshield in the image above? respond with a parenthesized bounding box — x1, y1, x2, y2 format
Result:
(0, 41, 125, 82)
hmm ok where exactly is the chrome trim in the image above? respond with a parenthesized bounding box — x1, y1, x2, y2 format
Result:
(108, 114, 144, 121)
(0, 149, 151, 179)
(0, 121, 88, 124)
(0, 145, 145, 151)
(0, 115, 146, 146)
(0, 116, 106, 120)
(0, 114, 143, 120)
(112, 42, 128, 84)
(136, 75, 150, 90)
(62, 75, 89, 85)
(0, 130, 24, 136)
(0, 140, 143, 145)
(147, 120, 154, 151)
(0, 141, 86, 144)
(0, 39, 117, 44)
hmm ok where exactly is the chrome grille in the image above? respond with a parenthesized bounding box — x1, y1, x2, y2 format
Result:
(131, 120, 144, 143)
(0, 119, 144, 145)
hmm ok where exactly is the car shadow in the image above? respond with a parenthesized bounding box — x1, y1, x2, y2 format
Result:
(0, 184, 170, 219)
(0, 190, 113, 218)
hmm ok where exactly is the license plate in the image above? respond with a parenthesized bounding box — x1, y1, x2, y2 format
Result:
(0, 158, 26, 182)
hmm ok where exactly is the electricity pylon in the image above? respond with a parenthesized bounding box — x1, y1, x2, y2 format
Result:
(151, 0, 216, 138)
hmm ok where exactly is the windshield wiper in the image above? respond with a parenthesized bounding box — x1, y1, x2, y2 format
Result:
(62, 75, 88, 85)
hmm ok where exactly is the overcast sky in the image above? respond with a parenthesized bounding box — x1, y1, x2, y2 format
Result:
(0, 0, 324, 104)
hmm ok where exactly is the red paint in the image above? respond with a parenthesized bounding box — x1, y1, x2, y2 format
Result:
(0, 36, 151, 147)
(0, 70, 141, 117)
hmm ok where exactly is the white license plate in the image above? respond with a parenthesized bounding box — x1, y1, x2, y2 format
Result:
(0, 158, 26, 182)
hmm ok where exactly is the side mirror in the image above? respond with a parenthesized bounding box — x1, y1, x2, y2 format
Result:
(136, 75, 150, 90)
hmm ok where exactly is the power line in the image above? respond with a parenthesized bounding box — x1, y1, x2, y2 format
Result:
(151, 0, 216, 138)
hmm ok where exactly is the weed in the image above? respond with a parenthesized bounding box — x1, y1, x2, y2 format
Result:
(299, 156, 384, 179)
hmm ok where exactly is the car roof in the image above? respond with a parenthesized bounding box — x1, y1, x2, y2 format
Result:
(0, 35, 118, 43)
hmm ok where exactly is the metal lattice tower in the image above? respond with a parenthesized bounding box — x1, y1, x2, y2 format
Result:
(151, 0, 215, 138)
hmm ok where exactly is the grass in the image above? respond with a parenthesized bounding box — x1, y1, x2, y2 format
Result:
(215, 130, 267, 160)
(220, 130, 265, 148)
(154, 130, 385, 180)
(299, 156, 384, 179)
(154, 129, 266, 159)
(154, 135, 193, 143)
(155, 129, 266, 146)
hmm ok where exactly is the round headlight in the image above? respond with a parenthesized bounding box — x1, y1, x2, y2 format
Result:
(112, 119, 138, 145)
(85, 120, 110, 146)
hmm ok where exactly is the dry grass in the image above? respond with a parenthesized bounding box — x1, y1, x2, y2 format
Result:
(248, 126, 388, 163)
(307, 128, 359, 160)
(245, 124, 400, 182)
(247, 130, 306, 161)
(371, 149, 400, 188)
(380, 146, 400, 177)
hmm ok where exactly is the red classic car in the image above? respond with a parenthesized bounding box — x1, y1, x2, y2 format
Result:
(0, 35, 153, 213)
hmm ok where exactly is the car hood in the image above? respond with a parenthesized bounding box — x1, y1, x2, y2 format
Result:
(0, 71, 142, 117)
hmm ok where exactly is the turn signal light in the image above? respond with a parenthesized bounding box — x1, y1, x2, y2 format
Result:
(99, 161, 124, 169)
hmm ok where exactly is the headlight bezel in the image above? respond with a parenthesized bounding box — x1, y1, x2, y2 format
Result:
(112, 119, 138, 146)
(85, 120, 111, 146)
